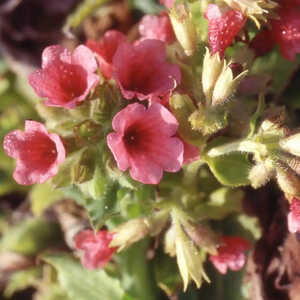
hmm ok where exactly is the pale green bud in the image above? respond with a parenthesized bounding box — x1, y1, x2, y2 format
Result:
(174, 220, 209, 291)
(169, 5, 198, 56)
(212, 63, 248, 106)
(248, 160, 275, 189)
(110, 218, 149, 251)
(202, 48, 223, 102)
(280, 133, 300, 157)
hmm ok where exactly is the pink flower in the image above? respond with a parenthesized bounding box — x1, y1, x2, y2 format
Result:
(112, 39, 181, 102)
(29, 45, 99, 109)
(159, 0, 175, 9)
(74, 230, 117, 269)
(107, 102, 184, 184)
(204, 4, 247, 58)
(288, 197, 300, 233)
(270, 7, 300, 61)
(139, 13, 175, 44)
(3, 121, 65, 185)
(86, 30, 126, 79)
(209, 236, 250, 274)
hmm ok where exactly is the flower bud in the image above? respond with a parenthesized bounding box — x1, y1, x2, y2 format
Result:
(164, 224, 176, 257)
(184, 223, 218, 255)
(169, 5, 198, 56)
(174, 220, 209, 291)
(280, 133, 300, 157)
(248, 160, 275, 189)
(202, 48, 224, 102)
(189, 106, 228, 136)
(71, 148, 96, 184)
(110, 218, 149, 251)
(212, 62, 248, 106)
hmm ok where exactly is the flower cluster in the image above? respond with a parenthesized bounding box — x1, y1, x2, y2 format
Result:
(3, 0, 300, 292)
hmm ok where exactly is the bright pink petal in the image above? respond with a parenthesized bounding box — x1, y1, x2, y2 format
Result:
(107, 103, 184, 184)
(3, 130, 24, 159)
(204, 4, 247, 57)
(74, 230, 116, 270)
(29, 44, 99, 109)
(112, 40, 181, 101)
(107, 132, 130, 171)
(139, 13, 175, 44)
(87, 30, 126, 78)
(3, 121, 65, 185)
(72, 45, 98, 73)
(41, 45, 71, 68)
(129, 155, 163, 184)
(209, 236, 250, 274)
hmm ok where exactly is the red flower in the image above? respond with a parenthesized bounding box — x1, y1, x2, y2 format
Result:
(250, 29, 276, 57)
(86, 30, 126, 79)
(288, 197, 300, 233)
(209, 236, 250, 274)
(107, 102, 183, 184)
(74, 230, 117, 269)
(3, 121, 65, 185)
(29, 45, 99, 109)
(204, 4, 247, 58)
(139, 13, 175, 44)
(270, 6, 300, 61)
(112, 39, 181, 102)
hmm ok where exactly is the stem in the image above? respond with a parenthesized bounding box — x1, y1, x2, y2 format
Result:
(206, 140, 268, 157)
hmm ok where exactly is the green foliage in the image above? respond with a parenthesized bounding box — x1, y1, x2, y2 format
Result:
(30, 183, 64, 216)
(4, 267, 42, 298)
(44, 254, 125, 300)
(205, 153, 251, 187)
(116, 240, 158, 300)
(251, 48, 300, 94)
(0, 218, 61, 256)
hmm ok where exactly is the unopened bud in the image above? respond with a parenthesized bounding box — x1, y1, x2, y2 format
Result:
(164, 224, 176, 257)
(202, 48, 224, 101)
(71, 148, 96, 184)
(248, 160, 275, 189)
(280, 133, 300, 157)
(189, 106, 228, 136)
(110, 218, 149, 251)
(212, 62, 248, 106)
(169, 5, 198, 56)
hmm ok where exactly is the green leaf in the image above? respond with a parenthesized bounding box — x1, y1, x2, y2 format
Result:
(43, 254, 124, 300)
(116, 240, 158, 300)
(205, 153, 251, 187)
(251, 48, 300, 94)
(154, 253, 182, 296)
(0, 218, 61, 256)
(84, 166, 120, 229)
(128, 0, 162, 14)
(35, 284, 71, 300)
(4, 267, 42, 298)
(30, 183, 64, 216)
